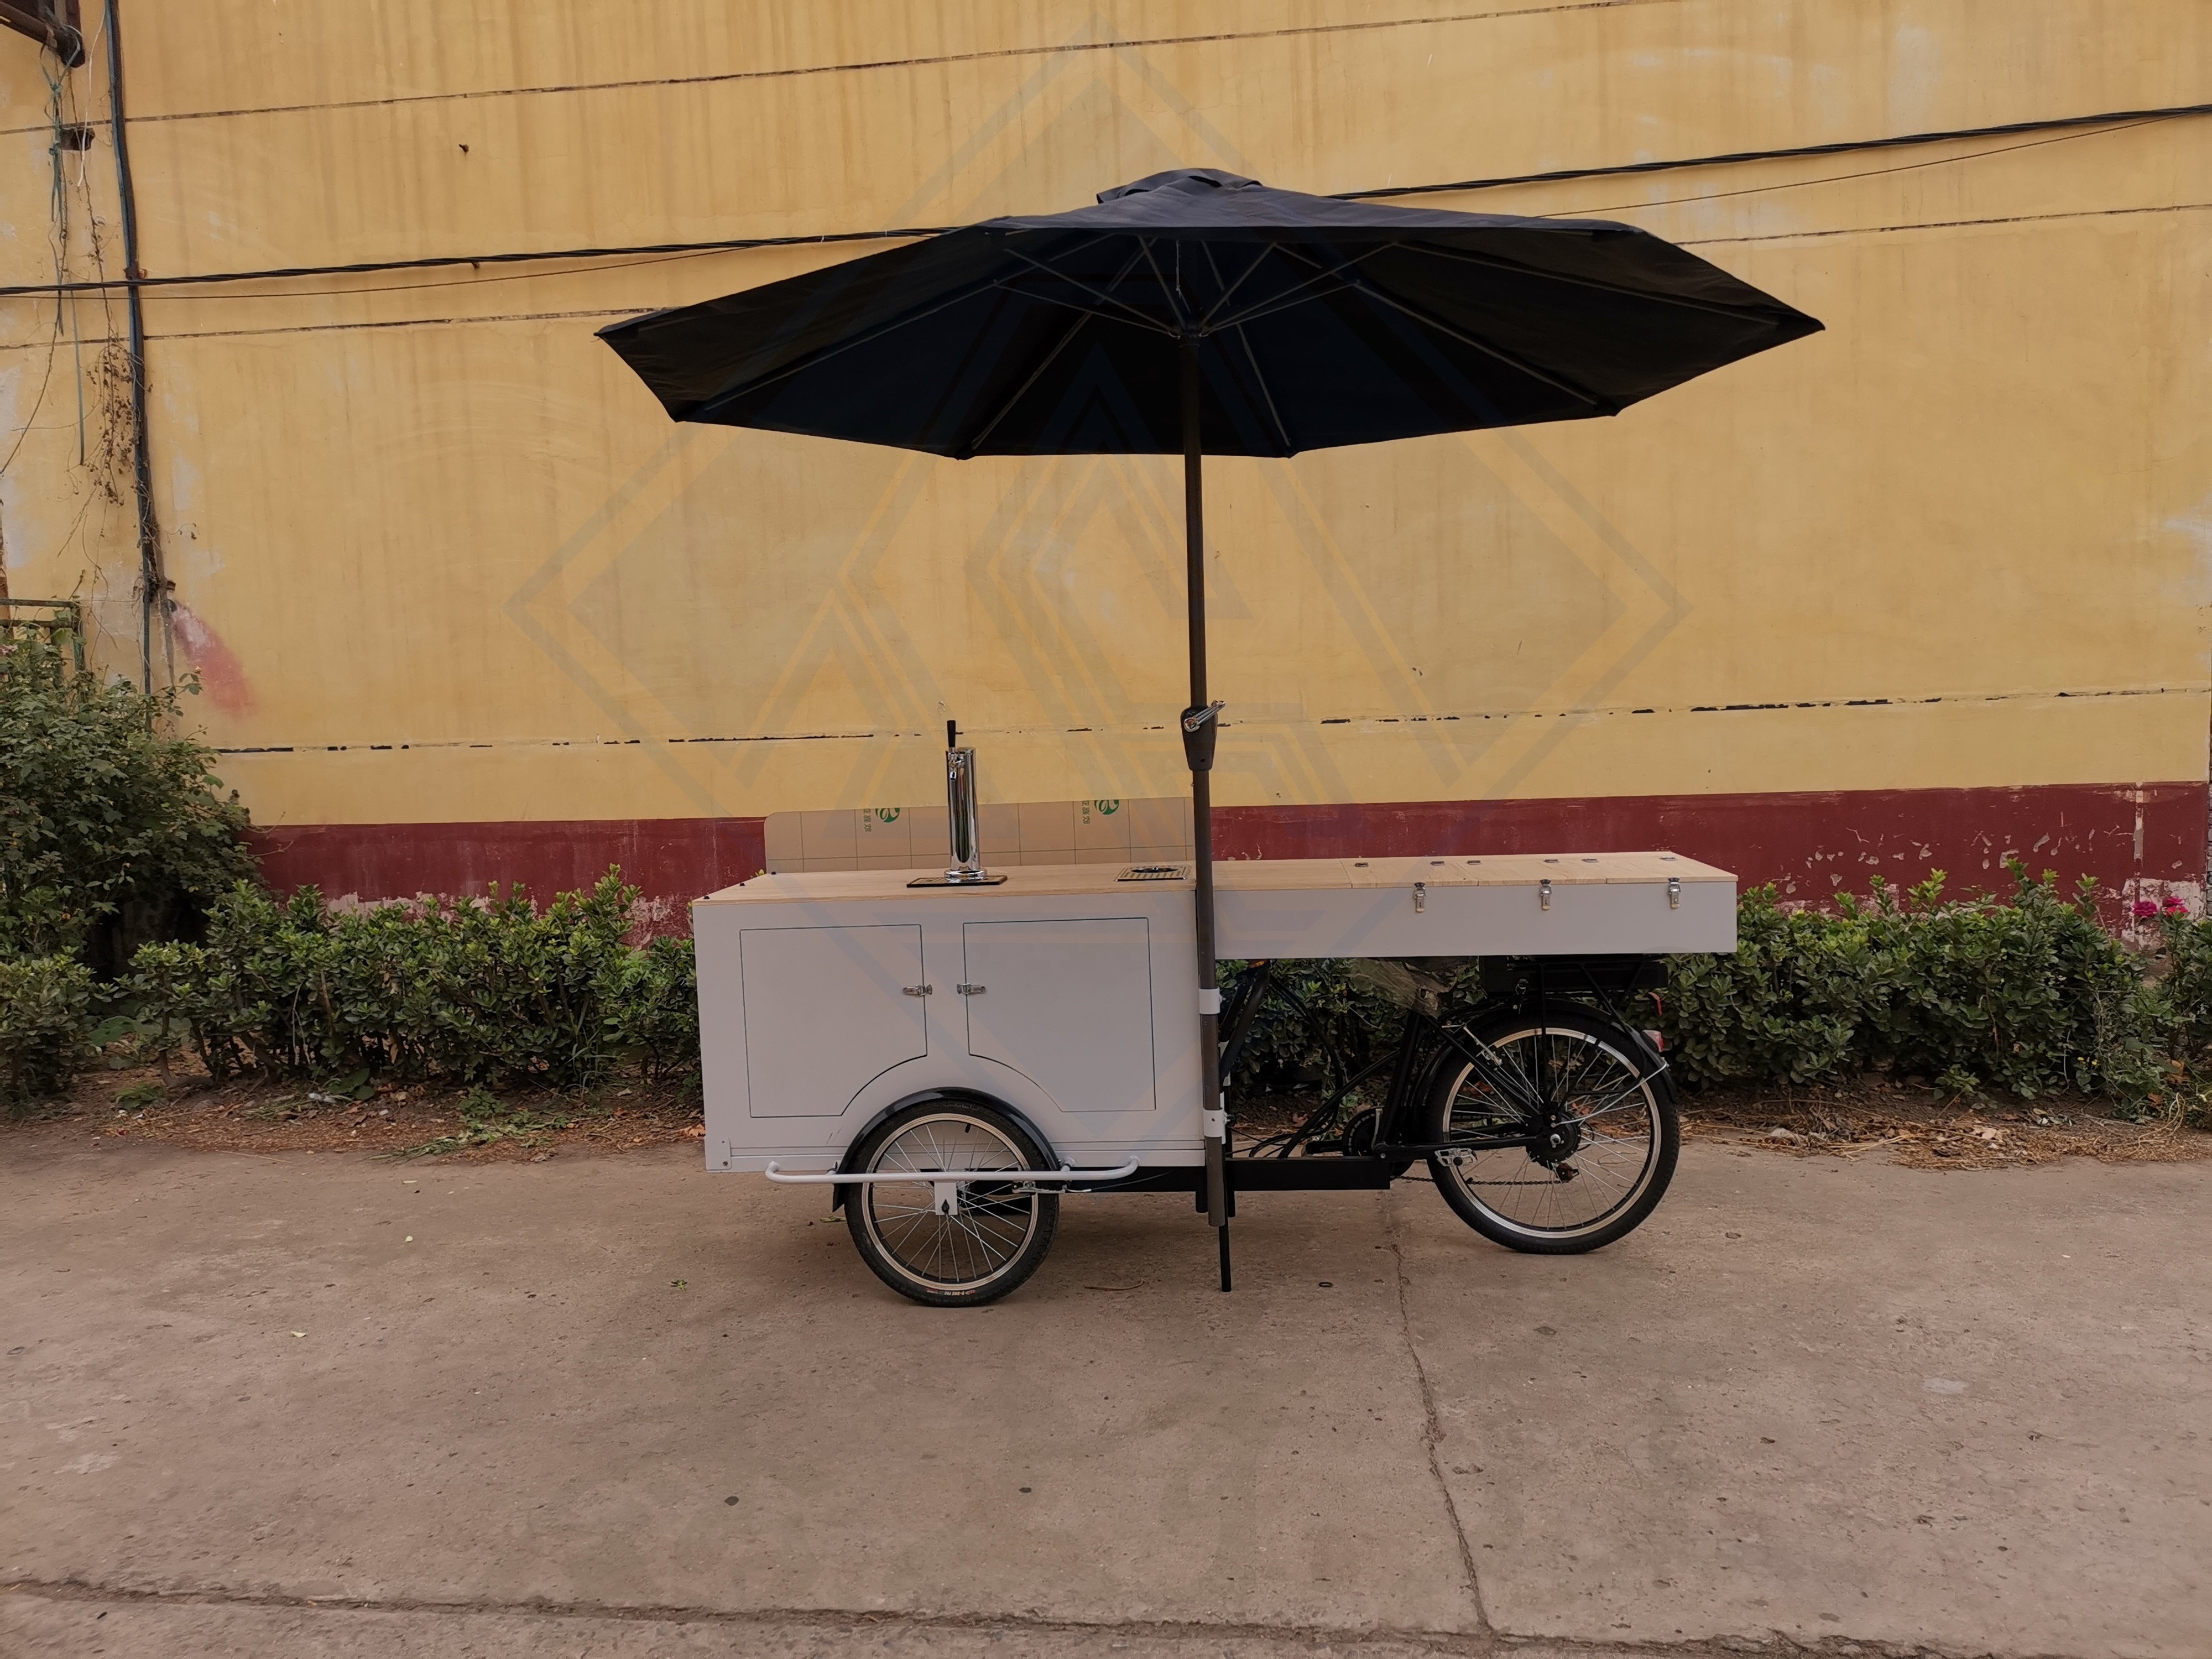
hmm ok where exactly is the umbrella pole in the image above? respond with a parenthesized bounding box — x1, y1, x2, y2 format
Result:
(1181, 343, 1230, 1292)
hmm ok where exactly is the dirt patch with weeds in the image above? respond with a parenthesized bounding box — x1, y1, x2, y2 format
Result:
(1228, 1081, 2210, 1171)
(12, 1065, 2209, 1173)
(1681, 1076, 2212, 1169)
(8, 1062, 704, 1162)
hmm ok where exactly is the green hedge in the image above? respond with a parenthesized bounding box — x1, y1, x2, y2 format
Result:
(130, 872, 696, 1091)
(1235, 868, 2208, 1120)
(8, 860, 2212, 1125)
(1660, 869, 2169, 1100)
(0, 953, 100, 1109)
(1, 633, 256, 962)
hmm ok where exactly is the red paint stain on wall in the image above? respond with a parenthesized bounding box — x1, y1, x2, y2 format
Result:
(169, 603, 256, 714)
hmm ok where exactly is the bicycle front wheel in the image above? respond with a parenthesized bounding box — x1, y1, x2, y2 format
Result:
(844, 1100, 1060, 1306)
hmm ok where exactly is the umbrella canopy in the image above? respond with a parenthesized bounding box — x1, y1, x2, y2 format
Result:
(598, 168, 1820, 1290)
(598, 168, 1819, 458)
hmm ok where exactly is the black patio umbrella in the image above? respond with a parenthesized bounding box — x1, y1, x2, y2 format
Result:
(598, 167, 1821, 1281)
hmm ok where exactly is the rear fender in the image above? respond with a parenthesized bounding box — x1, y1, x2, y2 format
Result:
(831, 1087, 1058, 1214)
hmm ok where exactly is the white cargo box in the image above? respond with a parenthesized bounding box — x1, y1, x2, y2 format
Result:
(693, 852, 1733, 1174)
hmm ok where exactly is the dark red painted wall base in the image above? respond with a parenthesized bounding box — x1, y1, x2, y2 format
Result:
(253, 782, 2205, 920)
(1217, 782, 2206, 901)
(254, 817, 770, 916)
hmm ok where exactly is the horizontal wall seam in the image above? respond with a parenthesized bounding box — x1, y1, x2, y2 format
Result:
(4, 1, 1681, 132)
(207, 685, 2200, 757)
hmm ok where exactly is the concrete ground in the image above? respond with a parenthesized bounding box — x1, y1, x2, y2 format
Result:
(0, 1134, 2203, 1658)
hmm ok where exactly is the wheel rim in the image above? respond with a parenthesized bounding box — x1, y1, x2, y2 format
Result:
(1436, 1024, 1662, 1240)
(859, 1112, 1042, 1291)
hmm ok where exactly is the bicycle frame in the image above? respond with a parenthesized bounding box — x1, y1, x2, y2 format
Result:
(1223, 957, 1669, 1165)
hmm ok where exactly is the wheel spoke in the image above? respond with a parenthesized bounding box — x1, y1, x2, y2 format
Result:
(1434, 1023, 1665, 1238)
(860, 1112, 1044, 1291)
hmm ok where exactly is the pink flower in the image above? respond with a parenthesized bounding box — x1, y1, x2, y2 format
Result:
(2131, 900, 2159, 920)
(2162, 896, 2189, 916)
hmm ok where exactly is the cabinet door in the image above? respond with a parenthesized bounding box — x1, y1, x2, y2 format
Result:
(961, 917, 1156, 1114)
(740, 925, 928, 1118)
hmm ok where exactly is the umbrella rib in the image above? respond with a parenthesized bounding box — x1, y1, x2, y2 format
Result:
(1197, 245, 1280, 329)
(958, 307, 1092, 457)
(989, 279, 1176, 337)
(988, 280, 1170, 335)
(1232, 323, 1296, 455)
(994, 243, 1177, 337)
(1206, 275, 1361, 332)
(1318, 269, 1611, 410)
(687, 269, 1010, 413)
(1197, 243, 1295, 456)
(961, 244, 1157, 455)
(1203, 243, 1399, 332)
(1357, 280, 1609, 409)
(1400, 239, 1793, 324)
(1135, 237, 1190, 336)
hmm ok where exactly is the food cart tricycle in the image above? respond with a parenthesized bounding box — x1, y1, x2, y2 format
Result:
(695, 742, 1734, 1305)
(601, 168, 1807, 1302)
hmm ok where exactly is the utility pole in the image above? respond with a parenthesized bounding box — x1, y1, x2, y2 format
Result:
(103, 0, 165, 692)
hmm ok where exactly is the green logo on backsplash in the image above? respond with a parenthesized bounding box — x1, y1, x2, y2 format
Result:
(1094, 800, 1120, 815)
(872, 808, 900, 825)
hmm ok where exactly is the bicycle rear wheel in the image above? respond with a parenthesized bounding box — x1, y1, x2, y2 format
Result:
(1420, 1006, 1677, 1253)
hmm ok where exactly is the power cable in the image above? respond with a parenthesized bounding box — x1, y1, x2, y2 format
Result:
(1344, 97, 2212, 201)
(1540, 113, 2169, 220)
(0, 226, 960, 300)
(134, 113, 2141, 304)
(0, 314, 61, 476)
(0, 38, 73, 477)
(0, 96, 2203, 304)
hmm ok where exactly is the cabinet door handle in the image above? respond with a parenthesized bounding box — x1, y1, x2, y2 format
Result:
(956, 983, 987, 995)
(902, 983, 933, 997)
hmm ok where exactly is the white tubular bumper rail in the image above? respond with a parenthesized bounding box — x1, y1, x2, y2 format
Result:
(764, 1159, 1140, 1186)
(766, 1159, 1141, 1217)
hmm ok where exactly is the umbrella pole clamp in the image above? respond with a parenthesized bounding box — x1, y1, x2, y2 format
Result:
(1180, 701, 1223, 772)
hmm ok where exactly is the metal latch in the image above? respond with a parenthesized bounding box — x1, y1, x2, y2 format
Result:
(1667, 876, 1681, 910)
(902, 983, 934, 997)
(956, 983, 986, 995)
(1413, 880, 1426, 914)
(1539, 878, 1552, 911)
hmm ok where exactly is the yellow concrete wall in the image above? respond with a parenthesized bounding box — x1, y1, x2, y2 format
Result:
(1, 1, 2206, 829)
